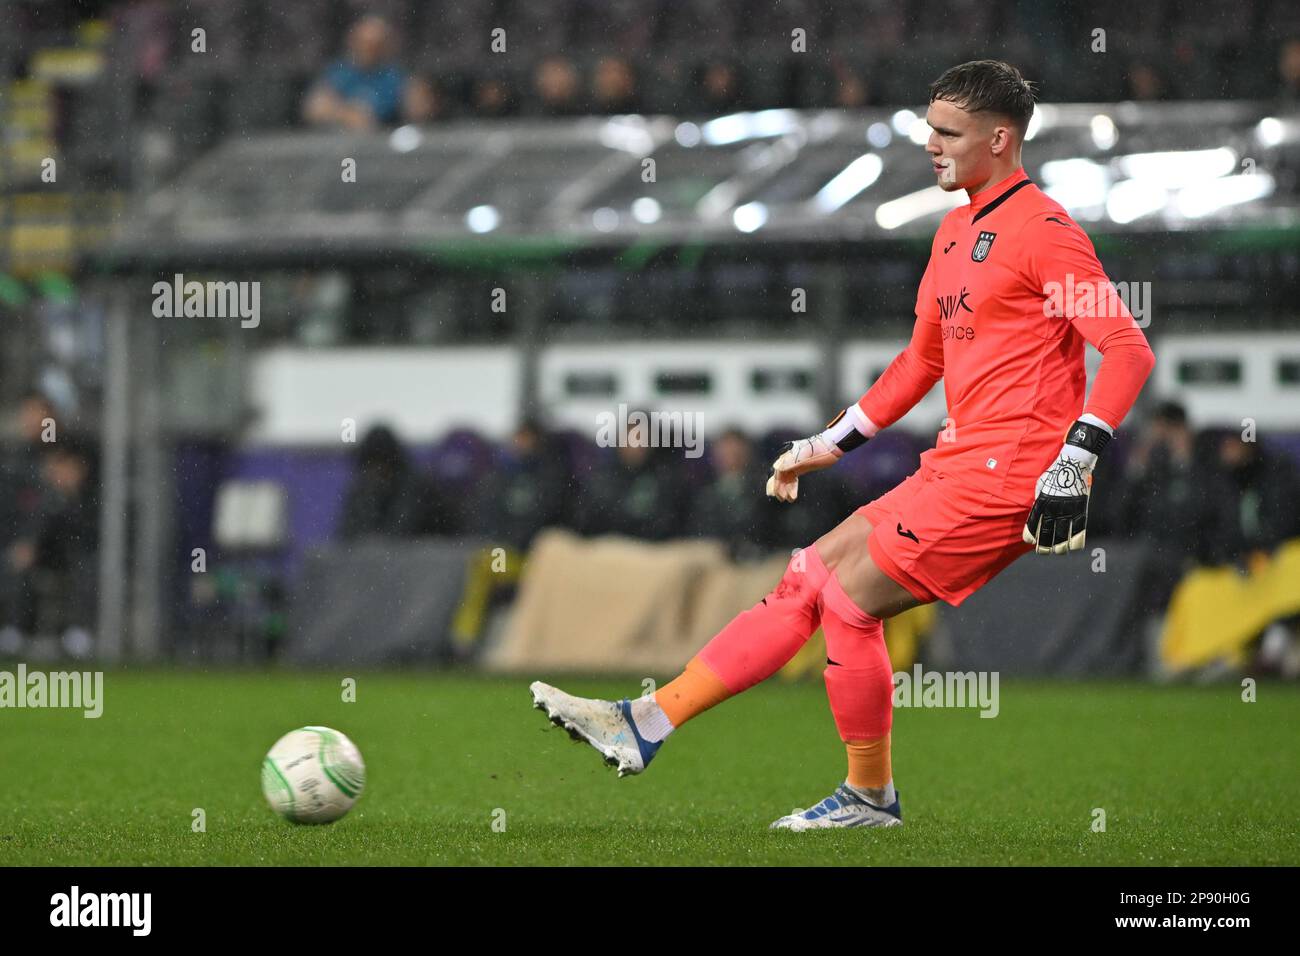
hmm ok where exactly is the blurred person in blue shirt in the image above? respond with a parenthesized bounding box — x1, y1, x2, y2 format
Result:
(303, 15, 433, 130)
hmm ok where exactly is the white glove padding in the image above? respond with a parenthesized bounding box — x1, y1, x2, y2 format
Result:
(765, 405, 875, 503)
(765, 434, 844, 502)
(1022, 444, 1096, 554)
(1022, 416, 1112, 554)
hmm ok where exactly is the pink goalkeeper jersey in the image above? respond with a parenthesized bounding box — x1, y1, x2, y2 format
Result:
(857, 167, 1155, 504)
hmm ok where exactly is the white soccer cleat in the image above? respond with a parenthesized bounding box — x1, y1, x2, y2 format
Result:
(529, 680, 662, 777)
(769, 783, 903, 831)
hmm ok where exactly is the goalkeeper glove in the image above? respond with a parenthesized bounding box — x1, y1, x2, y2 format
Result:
(1023, 415, 1113, 554)
(766, 404, 876, 502)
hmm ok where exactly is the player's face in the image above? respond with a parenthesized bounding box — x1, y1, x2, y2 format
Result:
(925, 99, 997, 192)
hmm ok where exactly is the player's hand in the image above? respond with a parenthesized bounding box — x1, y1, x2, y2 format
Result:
(765, 405, 874, 503)
(765, 435, 843, 502)
(1023, 417, 1112, 554)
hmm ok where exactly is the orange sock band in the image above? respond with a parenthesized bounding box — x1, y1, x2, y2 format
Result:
(655, 655, 733, 728)
(845, 734, 892, 790)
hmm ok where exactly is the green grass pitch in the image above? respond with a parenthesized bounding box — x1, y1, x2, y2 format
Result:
(0, 672, 1296, 865)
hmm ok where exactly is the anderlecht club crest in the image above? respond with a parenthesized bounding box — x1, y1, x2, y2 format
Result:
(971, 230, 996, 262)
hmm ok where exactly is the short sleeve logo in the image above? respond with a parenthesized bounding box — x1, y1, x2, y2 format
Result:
(971, 230, 997, 262)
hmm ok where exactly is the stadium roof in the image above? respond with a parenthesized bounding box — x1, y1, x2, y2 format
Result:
(102, 101, 1300, 267)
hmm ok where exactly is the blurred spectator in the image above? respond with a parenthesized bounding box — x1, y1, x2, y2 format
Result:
(1110, 401, 1215, 563)
(1, 390, 58, 525)
(402, 73, 439, 123)
(1278, 37, 1300, 102)
(832, 62, 871, 109)
(575, 415, 690, 541)
(592, 56, 641, 114)
(2, 432, 98, 656)
(1167, 34, 1216, 99)
(688, 427, 770, 558)
(0, 392, 60, 646)
(532, 55, 583, 116)
(699, 60, 743, 112)
(1125, 61, 1165, 100)
(337, 425, 453, 539)
(111, 0, 173, 83)
(1209, 431, 1300, 565)
(302, 15, 433, 130)
(469, 418, 571, 551)
(1116, 405, 1300, 568)
(472, 73, 517, 118)
(31, 434, 99, 588)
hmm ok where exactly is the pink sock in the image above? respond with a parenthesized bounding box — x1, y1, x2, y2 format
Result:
(819, 571, 895, 739)
(698, 545, 831, 693)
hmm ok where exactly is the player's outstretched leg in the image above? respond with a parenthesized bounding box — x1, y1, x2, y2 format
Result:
(530, 544, 832, 776)
(772, 520, 907, 830)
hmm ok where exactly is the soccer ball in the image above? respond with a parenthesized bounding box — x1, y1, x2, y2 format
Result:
(261, 726, 366, 824)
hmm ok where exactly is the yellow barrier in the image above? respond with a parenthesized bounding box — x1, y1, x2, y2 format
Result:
(1159, 538, 1300, 671)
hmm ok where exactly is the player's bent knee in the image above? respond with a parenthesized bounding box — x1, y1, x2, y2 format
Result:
(766, 541, 831, 605)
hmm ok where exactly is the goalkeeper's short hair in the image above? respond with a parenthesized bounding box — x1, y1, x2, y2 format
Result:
(928, 60, 1037, 138)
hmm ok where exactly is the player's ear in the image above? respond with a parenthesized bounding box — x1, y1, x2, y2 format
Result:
(989, 123, 1012, 157)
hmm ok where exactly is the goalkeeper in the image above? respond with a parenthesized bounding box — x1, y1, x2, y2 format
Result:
(532, 59, 1154, 830)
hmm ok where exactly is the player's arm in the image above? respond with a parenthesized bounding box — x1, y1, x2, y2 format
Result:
(767, 258, 943, 502)
(1021, 214, 1156, 553)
